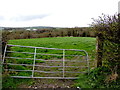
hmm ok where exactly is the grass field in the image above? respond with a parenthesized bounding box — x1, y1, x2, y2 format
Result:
(7, 37, 96, 75)
(8, 37, 96, 54)
(9, 37, 96, 59)
(3, 37, 96, 88)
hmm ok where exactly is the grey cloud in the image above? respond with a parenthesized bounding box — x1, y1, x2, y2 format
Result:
(10, 14, 49, 21)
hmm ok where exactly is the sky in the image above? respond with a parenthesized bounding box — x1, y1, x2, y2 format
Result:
(0, 0, 119, 27)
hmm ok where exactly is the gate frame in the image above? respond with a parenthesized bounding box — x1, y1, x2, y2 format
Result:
(2, 44, 89, 79)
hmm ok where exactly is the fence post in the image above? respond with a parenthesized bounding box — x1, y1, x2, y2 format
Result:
(63, 49, 65, 78)
(32, 47, 37, 77)
(2, 44, 7, 63)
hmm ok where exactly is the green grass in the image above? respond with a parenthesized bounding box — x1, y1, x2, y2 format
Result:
(7, 37, 96, 75)
(9, 37, 96, 54)
(3, 37, 96, 88)
(8, 37, 96, 66)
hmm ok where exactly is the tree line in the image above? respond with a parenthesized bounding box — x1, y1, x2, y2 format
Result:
(2, 27, 95, 54)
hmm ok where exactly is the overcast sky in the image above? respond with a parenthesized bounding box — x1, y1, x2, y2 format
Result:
(0, 0, 119, 27)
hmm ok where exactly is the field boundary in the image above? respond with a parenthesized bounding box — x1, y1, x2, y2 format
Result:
(3, 44, 89, 79)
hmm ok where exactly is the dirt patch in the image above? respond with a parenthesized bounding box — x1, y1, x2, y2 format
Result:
(18, 79, 76, 89)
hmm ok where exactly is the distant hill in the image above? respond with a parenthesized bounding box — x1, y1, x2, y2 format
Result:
(25, 26, 55, 29)
(0, 26, 56, 30)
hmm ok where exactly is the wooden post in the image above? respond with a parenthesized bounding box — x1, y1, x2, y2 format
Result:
(96, 35, 103, 67)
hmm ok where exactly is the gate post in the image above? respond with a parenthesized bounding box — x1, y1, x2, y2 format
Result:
(96, 35, 104, 67)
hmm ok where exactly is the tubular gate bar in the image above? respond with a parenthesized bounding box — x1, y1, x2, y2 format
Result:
(2, 44, 89, 79)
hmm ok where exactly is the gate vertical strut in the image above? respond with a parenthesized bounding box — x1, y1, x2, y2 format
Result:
(63, 49, 65, 78)
(32, 47, 37, 77)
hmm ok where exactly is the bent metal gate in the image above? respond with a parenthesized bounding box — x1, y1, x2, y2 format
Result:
(3, 44, 89, 79)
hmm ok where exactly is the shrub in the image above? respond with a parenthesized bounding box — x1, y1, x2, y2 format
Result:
(91, 13, 120, 76)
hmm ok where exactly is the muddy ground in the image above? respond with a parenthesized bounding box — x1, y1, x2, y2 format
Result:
(18, 79, 78, 89)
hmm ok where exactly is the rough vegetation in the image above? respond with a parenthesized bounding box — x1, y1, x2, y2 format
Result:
(75, 13, 120, 89)
(92, 13, 120, 78)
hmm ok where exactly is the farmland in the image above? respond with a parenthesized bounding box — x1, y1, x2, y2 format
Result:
(8, 37, 96, 68)
(3, 37, 96, 88)
(8, 37, 96, 54)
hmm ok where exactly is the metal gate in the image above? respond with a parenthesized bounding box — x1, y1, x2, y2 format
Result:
(3, 44, 89, 79)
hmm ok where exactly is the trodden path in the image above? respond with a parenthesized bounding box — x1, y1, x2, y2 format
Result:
(18, 79, 76, 89)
